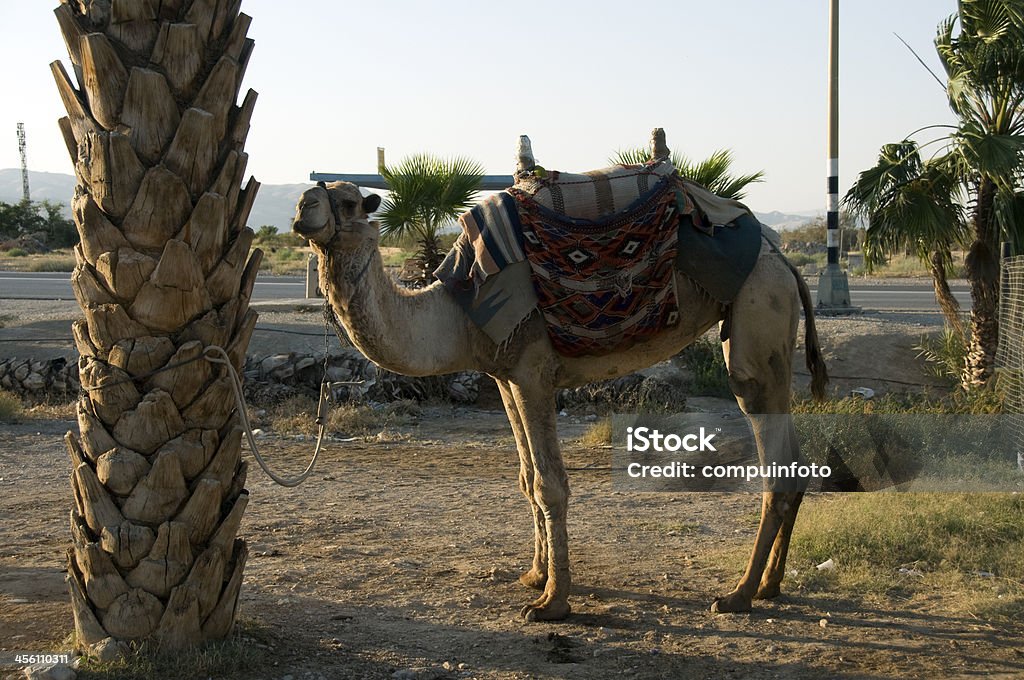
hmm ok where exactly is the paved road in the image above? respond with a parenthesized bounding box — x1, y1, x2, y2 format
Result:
(0, 271, 972, 312)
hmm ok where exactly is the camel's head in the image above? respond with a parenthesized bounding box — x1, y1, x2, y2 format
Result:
(292, 181, 382, 251)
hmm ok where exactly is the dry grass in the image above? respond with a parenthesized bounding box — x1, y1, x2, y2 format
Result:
(264, 395, 419, 437)
(0, 390, 23, 422)
(711, 493, 1024, 622)
(0, 249, 77, 272)
(73, 619, 271, 680)
(24, 400, 76, 420)
(581, 418, 612, 446)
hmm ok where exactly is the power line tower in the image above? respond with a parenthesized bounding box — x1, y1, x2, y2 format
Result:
(17, 122, 30, 203)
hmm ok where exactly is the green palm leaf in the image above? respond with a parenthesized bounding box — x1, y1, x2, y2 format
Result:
(609, 147, 764, 200)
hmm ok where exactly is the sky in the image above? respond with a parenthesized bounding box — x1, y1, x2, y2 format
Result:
(0, 1, 960, 214)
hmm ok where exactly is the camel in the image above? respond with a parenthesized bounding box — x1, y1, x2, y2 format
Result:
(292, 158, 828, 622)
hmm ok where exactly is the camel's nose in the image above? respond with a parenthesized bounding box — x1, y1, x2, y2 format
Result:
(292, 217, 319, 238)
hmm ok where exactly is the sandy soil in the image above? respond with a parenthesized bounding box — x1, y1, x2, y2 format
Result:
(6, 290, 1023, 679)
(3, 413, 1024, 680)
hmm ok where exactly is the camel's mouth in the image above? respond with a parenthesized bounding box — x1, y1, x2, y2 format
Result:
(292, 217, 330, 239)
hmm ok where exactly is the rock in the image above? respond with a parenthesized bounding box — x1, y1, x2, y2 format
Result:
(90, 637, 129, 664)
(819, 618, 828, 628)
(260, 354, 292, 374)
(23, 663, 76, 680)
(13, 361, 30, 382)
(391, 670, 416, 680)
(23, 372, 46, 392)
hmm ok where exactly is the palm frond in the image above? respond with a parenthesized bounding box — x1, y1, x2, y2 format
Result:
(609, 147, 763, 200)
(378, 153, 483, 242)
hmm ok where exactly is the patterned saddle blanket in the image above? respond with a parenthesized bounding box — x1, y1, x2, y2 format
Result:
(434, 165, 762, 358)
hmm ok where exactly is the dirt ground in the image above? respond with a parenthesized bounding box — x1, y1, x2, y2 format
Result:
(4, 292, 1024, 679)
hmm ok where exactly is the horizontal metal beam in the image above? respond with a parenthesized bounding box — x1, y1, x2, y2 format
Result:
(309, 172, 516, 191)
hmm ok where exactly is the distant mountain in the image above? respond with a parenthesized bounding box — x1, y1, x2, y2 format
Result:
(0, 168, 306, 232)
(1, 169, 823, 233)
(754, 210, 822, 231)
(0, 169, 76, 216)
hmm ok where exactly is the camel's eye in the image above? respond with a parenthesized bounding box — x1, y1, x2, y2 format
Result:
(302, 199, 319, 209)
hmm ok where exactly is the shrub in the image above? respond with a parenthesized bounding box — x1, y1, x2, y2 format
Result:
(0, 390, 23, 422)
(915, 326, 967, 384)
(676, 336, 731, 397)
(5, 248, 27, 257)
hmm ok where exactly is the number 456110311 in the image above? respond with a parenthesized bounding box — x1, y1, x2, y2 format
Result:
(3, 653, 72, 666)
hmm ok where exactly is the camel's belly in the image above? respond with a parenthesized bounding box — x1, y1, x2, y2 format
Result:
(553, 273, 723, 388)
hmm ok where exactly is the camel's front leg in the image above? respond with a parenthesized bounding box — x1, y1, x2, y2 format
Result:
(508, 379, 571, 621)
(496, 379, 547, 590)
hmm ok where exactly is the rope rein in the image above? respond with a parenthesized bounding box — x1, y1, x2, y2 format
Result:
(203, 345, 327, 488)
(80, 298, 354, 488)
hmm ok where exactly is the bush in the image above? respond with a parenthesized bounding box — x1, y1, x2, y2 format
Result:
(676, 335, 731, 397)
(915, 326, 967, 384)
(0, 390, 23, 422)
(4, 248, 27, 257)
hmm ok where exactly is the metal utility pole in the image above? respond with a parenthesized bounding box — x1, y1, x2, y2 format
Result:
(17, 122, 30, 203)
(817, 0, 857, 313)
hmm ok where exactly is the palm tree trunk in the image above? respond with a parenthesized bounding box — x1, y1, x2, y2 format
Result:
(53, 0, 261, 650)
(963, 178, 1001, 388)
(929, 249, 966, 342)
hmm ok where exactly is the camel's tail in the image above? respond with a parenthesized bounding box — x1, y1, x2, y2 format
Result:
(786, 257, 829, 401)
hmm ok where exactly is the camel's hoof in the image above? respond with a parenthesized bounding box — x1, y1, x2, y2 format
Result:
(519, 568, 547, 591)
(710, 592, 752, 614)
(754, 583, 781, 600)
(520, 599, 571, 622)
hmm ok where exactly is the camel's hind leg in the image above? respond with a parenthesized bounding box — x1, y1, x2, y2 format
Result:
(711, 252, 806, 614)
(754, 491, 804, 600)
(496, 379, 548, 590)
(505, 374, 571, 622)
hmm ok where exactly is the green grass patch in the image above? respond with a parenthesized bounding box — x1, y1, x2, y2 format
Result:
(4, 247, 28, 257)
(784, 493, 1024, 620)
(75, 620, 271, 680)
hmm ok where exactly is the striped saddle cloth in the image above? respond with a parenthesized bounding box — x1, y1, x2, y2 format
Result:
(436, 164, 690, 357)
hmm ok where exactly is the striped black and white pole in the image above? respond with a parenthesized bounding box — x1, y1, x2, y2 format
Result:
(827, 159, 839, 266)
(827, 0, 840, 268)
(818, 0, 854, 310)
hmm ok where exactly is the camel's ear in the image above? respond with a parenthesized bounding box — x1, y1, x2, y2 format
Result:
(363, 193, 382, 214)
(316, 180, 326, 189)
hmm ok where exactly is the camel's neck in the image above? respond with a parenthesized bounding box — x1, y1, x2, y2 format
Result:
(319, 245, 479, 376)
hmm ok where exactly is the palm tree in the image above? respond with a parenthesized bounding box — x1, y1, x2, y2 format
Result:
(53, 1, 260, 650)
(610, 148, 765, 200)
(379, 154, 484, 284)
(845, 141, 970, 340)
(845, 0, 1024, 388)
